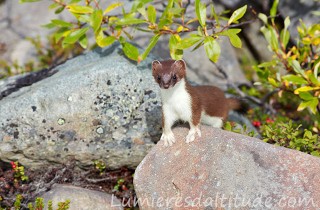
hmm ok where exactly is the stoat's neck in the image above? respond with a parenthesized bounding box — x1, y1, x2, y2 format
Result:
(160, 78, 188, 103)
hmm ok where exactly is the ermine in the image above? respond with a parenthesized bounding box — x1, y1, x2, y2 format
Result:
(152, 59, 243, 146)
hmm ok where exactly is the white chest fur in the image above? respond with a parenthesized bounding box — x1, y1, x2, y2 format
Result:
(160, 79, 192, 123)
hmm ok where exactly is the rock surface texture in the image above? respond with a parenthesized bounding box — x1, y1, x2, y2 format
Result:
(134, 127, 320, 210)
(0, 44, 161, 169)
(42, 184, 123, 210)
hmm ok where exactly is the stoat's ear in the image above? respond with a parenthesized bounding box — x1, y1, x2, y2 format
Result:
(172, 59, 186, 72)
(152, 60, 161, 73)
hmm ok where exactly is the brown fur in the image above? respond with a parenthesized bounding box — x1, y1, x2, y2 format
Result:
(152, 59, 241, 128)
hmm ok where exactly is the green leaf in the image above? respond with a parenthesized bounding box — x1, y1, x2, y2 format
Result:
(282, 75, 308, 85)
(48, 3, 60, 9)
(299, 92, 314, 101)
(98, 36, 117, 47)
(54, 27, 71, 42)
(210, 4, 220, 28)
(19, 0, 41, 2)
(280, 29, 290, 49)
(42, 23, 56, 29)
(228, 5, 247, 25)
(297, 98, 319, 114)
(177, 36, 202, 49)
(204, 36, 220, 62)
(137, 7, 148, 20)
(131, 0, 153, 13)
(147, 5, 156, 24)
(67, 5, 94, 14)
(269, 27, 279, 51)
(258, 13, 268, 24)
(63, 27, 89, 44)
(51, 19, 73, 28)
(270, 0, 279, 18)
(140, 34, 160, 60)
(268, 77, 279, 87)
(70, 0, 82, 3)
(308, 72, 320, 85)
(284, 16, 290, 30)
(169, 34, 183, 60)
(280, 17, 291, 48)
(195, 0, 206, 27)
(55, 6, 65, 14)
(79, 34, 88, 49)
(294, 86, 320, 94)
(158, 0, 174, 28)
(104, 2, 124, 14)
(116, 17, 146, 25)
(90, 10, 103, 33)
(122, 42, 139, 61)
(224, 121, 232, 131)
(290, 59, 305, 76)
(168, 8, 185, 16)
(220, 29, 242, 48)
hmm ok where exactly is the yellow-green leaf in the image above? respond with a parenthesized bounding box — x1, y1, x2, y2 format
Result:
(116, 17, 146, 25)
(122, 42, 139, 61)
(79, 34, 88, 49)
(297, 98, 318, 114)
(51, 19, 73, 28)
(140, 34, 160, 60)
(54, 27, 71, 42)
(258, 13, 268, 24)
(290, 59, 305, 76)
(195, 0, 206, 27)
(104, 2, 124, 15)
(268, 77, 278, 87)
(299, 92, 314, 101)
(98, 36, 117, 47)
(169, 34, 183, 60)
(294, 86, 320, 94)
(19, 0, 41, 2)
(210, 4, 220, 28)
(282, 75, 308, 85)
(90, 10, 103, 33)
(147, 5, 156, 24)
(219, 29, 242, 48)
(270, 0, 279, 16)
(63, 27, 89, 44)
(67, 5, 94, 14)
(204, 36, 220, 63)
(228, 5, 247, 25)
(177, 36, 202, 49)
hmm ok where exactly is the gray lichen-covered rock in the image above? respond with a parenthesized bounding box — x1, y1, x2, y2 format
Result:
(0, 44, 161, 169)
(134, 127, 320, 209)
(42, 184, 123, 210)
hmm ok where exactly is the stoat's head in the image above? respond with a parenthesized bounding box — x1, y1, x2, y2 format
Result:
(152, 59, 186, 89)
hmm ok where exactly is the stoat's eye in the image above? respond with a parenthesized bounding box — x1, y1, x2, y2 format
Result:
(157, 75, 161, 81)
(172, 75, 177, 80)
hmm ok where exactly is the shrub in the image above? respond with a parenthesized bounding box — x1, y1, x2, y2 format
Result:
(20, 0, 248, 63)
(254, 0, 320, 132)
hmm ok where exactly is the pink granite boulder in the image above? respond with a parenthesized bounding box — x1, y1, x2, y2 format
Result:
(134, 126, 320, 210)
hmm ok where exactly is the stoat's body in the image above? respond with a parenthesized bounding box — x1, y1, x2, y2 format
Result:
(152, 59, 242, 146)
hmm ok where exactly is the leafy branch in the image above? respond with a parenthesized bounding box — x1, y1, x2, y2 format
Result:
(20, 0, 249, 63)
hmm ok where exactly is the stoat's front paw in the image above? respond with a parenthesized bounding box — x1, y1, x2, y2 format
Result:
(161, 132, 176, 147)
(186, 127, 201, 143)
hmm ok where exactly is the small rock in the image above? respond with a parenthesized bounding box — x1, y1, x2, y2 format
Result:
(57, 118, 65, 125)
(42, 184, 123, 210)
(96, 127, 104, 134)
